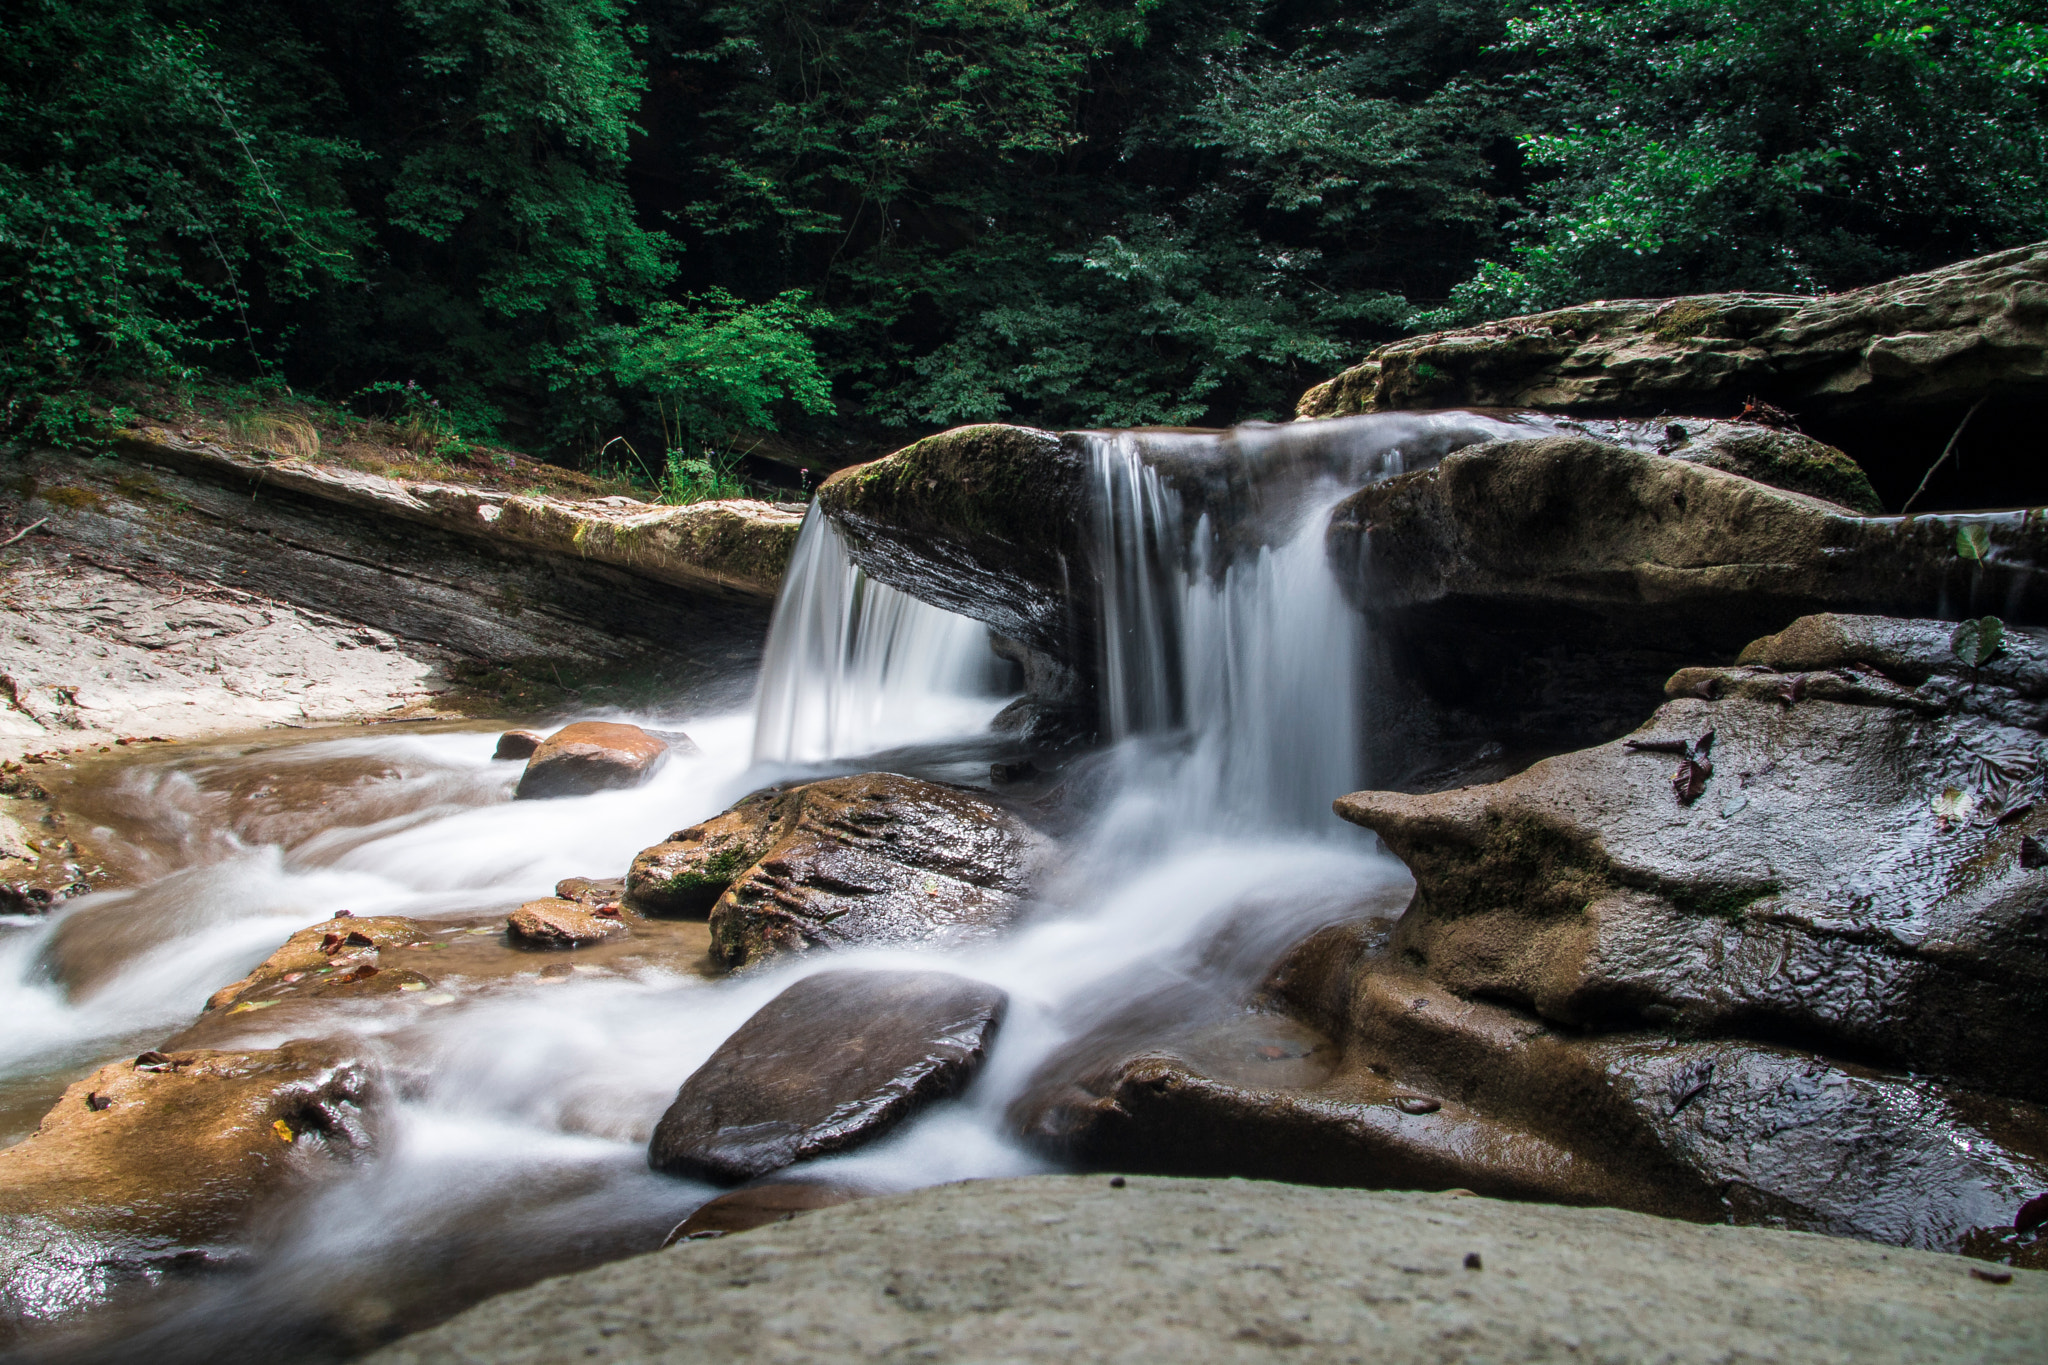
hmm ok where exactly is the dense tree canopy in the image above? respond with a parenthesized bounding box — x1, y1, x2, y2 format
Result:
(2, 0, 2043, 461)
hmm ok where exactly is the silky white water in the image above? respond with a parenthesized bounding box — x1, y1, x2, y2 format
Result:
(0, 410, 1562, 1361)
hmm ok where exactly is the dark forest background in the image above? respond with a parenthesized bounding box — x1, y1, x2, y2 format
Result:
(4, 0, 2044, 468)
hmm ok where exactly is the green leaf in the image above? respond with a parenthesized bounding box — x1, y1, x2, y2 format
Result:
(1956, 523, 1992, 560)
(1951, 616, 2006, 667)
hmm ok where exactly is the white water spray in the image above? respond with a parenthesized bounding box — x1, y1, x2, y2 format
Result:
(751, 506, 1013, 764)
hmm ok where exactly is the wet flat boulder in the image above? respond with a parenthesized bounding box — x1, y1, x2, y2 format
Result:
(626, 773, 1043, 969)
(513, 722, 671, 800)
(649, 970, 1005, 1185)
(507, 897, 625, 948)
(0, 1039, 380, 1342)
(205, 913, 430, 1012)
(1016, 945, 2048, 1265)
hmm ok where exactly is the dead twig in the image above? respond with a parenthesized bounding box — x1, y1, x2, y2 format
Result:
(0, 518, 50, 548)
(1900, 396, 1989, 516)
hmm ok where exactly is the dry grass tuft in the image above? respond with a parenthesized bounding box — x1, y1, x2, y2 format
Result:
(229, 411, 322, 460)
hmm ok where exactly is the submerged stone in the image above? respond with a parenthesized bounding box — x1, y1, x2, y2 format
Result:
(648, 969, 1006, 1185)
(493, 729, 545, 760)
(506, 898, 625, 948)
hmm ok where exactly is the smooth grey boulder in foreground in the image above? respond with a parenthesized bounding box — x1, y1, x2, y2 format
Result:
(365, 1175, 2048, 1365)
(648, 970, 1005, 1184)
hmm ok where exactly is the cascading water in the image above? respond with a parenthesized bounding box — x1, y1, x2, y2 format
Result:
(1084, 410, 1551, 828)
(751, 506, 1014, 764)
(0, 409, 1574, 1363)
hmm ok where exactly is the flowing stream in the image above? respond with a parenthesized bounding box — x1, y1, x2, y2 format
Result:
(1, 411, 1566, 1361)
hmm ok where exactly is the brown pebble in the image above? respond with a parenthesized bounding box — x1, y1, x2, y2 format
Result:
(1970, 1267, 2014, 1284)
(1394, 1095, 1442, 1115)
(1464, 1252, 1483, 1270)
(540, 963, 574, 979)
(1110, 1176, 1127, 1189)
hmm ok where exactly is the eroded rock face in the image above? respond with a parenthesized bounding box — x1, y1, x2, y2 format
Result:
(625, 774, 1043, 969)
(648, 970, 1005, 1184)
(817, 424, 1086, 654)
(1337, 616, 2048, 1101)
(626, 788, 789, 918)
(1331, 436, 2048, 773)
(513, 722, 670, 800)
(0, 1039, 380, 1340)
(1297, 241, 2048, 422)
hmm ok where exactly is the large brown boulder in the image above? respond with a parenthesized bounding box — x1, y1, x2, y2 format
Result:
(0, 1039, 381, 1341)
(624, 774, 1043, 969)
(1297, 240, 2048, 422)
(513, 722, 671, 800)
(648, 970, 1005, 1184)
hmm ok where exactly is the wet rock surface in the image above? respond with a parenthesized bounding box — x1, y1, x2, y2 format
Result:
(202, 914, 433, 1012)
(506, 898, 626, 948)
(0, 1039, 380, 1342)
(663, 1179, 872, 1243)
(111, 426, 804, 602)
(492, 729, 544, 760)
(1331, 435, 2048, 774)
(364, 1175, 2048, 1365)
(1339, 615, 2048, 1101)
(0, 449, 773, 761)
(648, 970, 1005, 1185)
(1297, 240, 2048, 423)
(626, 773, 1042, 968)
(513, 722, 671, 800)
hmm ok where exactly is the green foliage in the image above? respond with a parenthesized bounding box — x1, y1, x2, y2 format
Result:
(1435, 0, 2048, 320)
(1956, 523, 1993, 561)
(610, 289, 834, 453)
(660, 449, 752, 505)
(1951, 615, 2005, 667)
(5, 0, 2044, 453)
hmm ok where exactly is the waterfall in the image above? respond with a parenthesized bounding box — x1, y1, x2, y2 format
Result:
(1083, 411, 1545, 830)
(752, 505, 1012, 764)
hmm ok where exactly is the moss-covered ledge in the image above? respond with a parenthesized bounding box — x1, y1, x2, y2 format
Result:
(110, 426, 801, 599)
(817, 423, 1088, 651)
